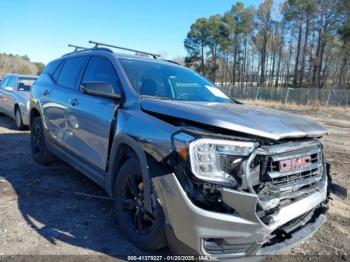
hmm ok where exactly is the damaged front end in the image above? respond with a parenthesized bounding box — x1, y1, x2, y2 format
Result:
(153, 132, 330, 258)
(244, 139, 328, 225)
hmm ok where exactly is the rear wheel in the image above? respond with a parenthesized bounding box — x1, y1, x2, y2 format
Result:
(15, 107, 25, 130)
(114, 157, 167, 251)
(30, 116, 54, 164)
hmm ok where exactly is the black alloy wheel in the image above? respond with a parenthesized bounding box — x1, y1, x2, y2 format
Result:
(114, 157, 166, 251)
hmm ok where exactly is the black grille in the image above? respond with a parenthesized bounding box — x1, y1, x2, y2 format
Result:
(262, 147, 323, 191)
(267, 152, 319, 173)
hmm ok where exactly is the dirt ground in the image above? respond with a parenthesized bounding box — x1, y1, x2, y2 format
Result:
(0, 107, 349, 260)
(285, 109, 350, 258)
(0, 114, 164, 260)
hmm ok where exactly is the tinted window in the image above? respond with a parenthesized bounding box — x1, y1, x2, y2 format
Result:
(53, 61, 64, 81)
(57, 57, 87, 89)
(17, 77, 37, 92)
(43, 59, 61, 76)
(82, 56, 121, 94)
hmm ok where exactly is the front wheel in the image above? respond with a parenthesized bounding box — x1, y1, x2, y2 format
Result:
(114, 157, 167, 251)
(30, 116, 54, 165)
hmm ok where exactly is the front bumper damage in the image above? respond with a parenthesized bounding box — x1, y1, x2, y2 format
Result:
(153, 172, 328, 258)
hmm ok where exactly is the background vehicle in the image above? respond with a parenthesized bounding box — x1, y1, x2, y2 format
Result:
(29, 42, 330, 259)
(0, 74, 38, 129)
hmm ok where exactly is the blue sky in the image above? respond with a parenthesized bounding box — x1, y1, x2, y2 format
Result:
(0, 0, 261, 64)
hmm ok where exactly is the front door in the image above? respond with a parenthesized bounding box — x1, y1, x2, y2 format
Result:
(65, 56, 122, 171)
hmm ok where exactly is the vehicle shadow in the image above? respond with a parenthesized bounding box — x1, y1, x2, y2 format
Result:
(0, 113, 24, 131)
(0, 115, 170, 258)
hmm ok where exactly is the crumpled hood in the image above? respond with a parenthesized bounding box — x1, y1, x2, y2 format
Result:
(140, 98, 327, 140)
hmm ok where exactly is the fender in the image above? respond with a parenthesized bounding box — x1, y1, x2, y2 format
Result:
(106, 134, 153, 213)
(29, 103, 43, 126)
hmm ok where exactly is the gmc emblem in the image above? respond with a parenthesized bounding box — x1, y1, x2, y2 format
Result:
(280, 155, 312, 172)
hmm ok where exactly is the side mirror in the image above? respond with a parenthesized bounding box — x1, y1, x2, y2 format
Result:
(4, 86, 14, 92)
(80, 81, 121, 99)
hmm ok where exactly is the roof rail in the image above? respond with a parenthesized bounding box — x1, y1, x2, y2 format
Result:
(88, 40, 161, 59)
(68, 44, 88, 52)
(162, 59, 180, 65)
(62, 44, 113, 57)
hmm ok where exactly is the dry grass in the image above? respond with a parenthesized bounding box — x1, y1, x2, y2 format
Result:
(241, 99, 349, 114)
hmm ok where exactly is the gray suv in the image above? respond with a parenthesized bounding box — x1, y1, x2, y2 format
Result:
(29, 42, 330, 258)
(0, 74, 38, 129)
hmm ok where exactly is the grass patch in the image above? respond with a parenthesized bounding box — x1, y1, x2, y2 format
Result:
(240, 99, 349, 114)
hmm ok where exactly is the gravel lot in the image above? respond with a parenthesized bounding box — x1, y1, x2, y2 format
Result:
(0, 108, 349, 260)
(0, 114, 167, 260)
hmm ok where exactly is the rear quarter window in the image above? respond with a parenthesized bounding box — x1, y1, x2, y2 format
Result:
(43, 59, 61, 76)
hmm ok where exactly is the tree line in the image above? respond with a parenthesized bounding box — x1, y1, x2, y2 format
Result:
(184, 0, 350, 89)
(0, 53, 45, 76)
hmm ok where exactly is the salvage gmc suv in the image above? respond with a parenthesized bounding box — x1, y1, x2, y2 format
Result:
(29, 42, 330, 259)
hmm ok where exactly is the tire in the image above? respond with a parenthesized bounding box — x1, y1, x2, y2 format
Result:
(30, 116, 54, 165)
(114, 157, 167, 251)
(15, 107, 25, 130)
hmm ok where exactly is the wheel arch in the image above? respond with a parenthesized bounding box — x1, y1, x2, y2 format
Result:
(13, 103, 20, 119)
(14, 103, 20, 112)
(29, 107, 41, 127)
(106, 134, 153, 213)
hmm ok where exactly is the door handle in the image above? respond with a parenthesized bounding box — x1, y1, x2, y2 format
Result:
(69, 98, 79, 106)
(43, 89, 50, 96)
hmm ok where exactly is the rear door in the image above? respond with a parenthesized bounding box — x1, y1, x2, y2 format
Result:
(66, 56, 122, 171)
(42, 56, 88, 149)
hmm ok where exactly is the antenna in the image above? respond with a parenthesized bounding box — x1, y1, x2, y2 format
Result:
(68, 44, 88, 52)
(88, 40, 161, 59)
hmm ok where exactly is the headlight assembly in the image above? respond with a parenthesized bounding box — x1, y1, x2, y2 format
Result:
(173, 133, 257, 186)
(189, 139, 256, 185)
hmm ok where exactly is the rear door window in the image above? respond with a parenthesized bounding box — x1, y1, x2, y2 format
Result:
(8, 76, 16, 88)
(82, 56, 121, 94)
(57, 56, 87, 89)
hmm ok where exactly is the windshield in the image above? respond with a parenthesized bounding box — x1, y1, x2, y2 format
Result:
(119, 58, 232, 103)
(17, 77, 36, 92)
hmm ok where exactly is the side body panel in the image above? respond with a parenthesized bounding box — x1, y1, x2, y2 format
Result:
(106, 106, 178, 211)
(2, 76, 16, 117)
(115, 107, 176, 162)
(0, 77, 7, 114)
(33, 55, 119, 172)
(16, 91, 31, 125)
